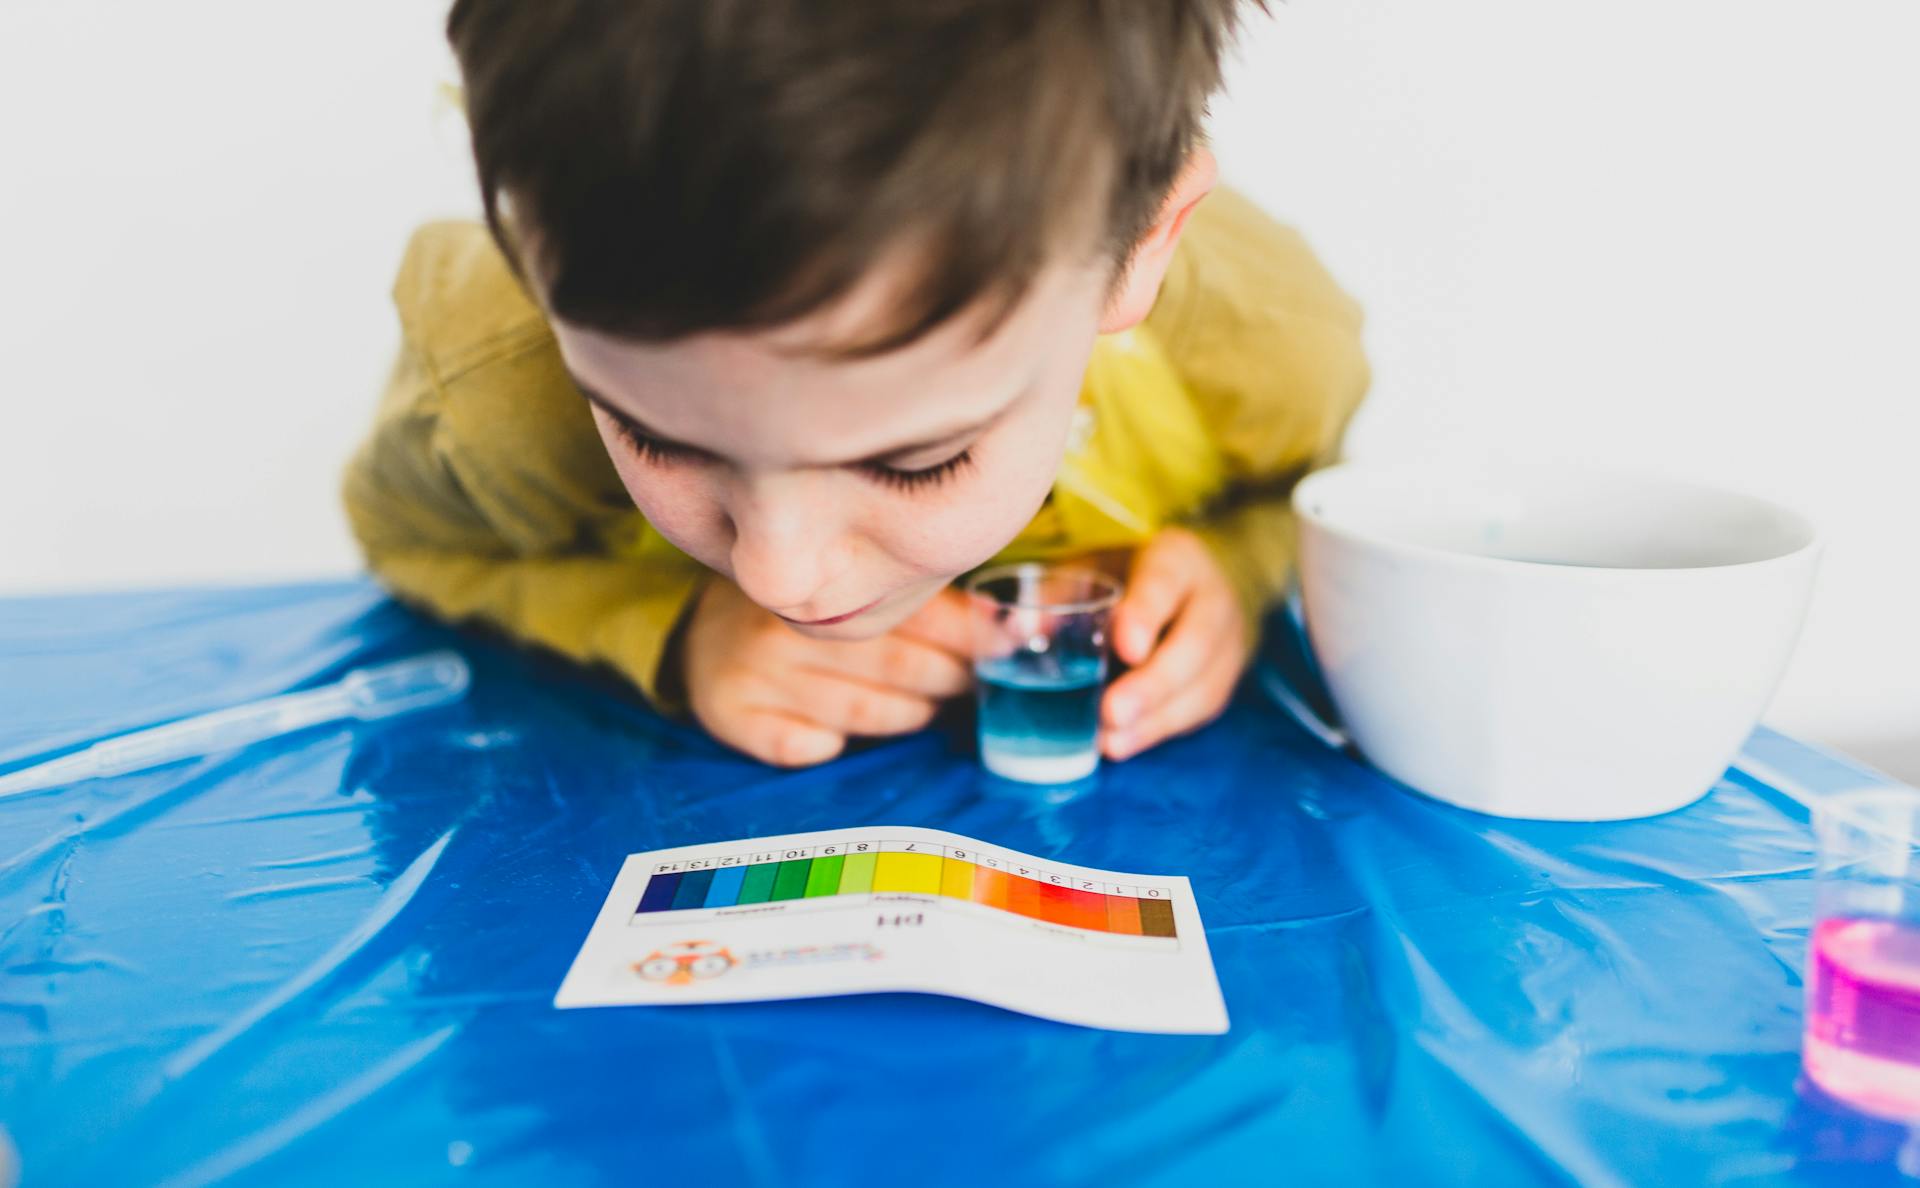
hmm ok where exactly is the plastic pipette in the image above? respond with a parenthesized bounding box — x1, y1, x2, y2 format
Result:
(0, 651, 472, 802)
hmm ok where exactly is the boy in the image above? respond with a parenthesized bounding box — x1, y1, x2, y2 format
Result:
(343, 1, 1369, 768)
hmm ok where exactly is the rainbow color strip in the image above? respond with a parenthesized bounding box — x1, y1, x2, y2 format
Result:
(635, 839, 1176, 938)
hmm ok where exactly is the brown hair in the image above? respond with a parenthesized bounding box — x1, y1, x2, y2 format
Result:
(447, 0, 1255, 354)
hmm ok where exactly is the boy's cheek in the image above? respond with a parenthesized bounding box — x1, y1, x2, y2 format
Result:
(883, 503, 1030, 580)
(883, 431, 1064, 574)
(612, 469, 732, 568)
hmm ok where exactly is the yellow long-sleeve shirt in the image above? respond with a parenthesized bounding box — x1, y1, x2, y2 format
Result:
(341, 188, 1370, 706)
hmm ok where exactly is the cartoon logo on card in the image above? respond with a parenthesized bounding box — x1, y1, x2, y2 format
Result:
(634, 940, 736, 985)
(632, 938, 884, 987)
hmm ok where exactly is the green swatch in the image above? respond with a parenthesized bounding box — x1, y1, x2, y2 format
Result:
(736, 862, 779, 904)
(839, 851, 877, 894)
(768, 858, 812, 901)
(804, 854, 845, 897)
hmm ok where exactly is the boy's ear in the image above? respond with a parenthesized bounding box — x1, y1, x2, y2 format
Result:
(1100, 147, 1218, 334)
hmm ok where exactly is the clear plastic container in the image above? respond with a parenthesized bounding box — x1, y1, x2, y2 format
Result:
(1804, 786, 1920, 1119)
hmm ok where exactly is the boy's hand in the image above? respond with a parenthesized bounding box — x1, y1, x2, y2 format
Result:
(1101, 527, 1251, 761)
(680, 580, 974, 767)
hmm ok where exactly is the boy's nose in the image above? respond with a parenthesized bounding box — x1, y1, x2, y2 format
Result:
(726, 475, 842, 616)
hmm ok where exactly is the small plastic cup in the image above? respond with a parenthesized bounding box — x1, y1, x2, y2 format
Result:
(1803, 787, 1920, 1119)
(964, 564, 1121, 784)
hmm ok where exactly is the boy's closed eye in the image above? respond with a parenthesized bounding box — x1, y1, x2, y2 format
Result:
(575, 379, 980, 493)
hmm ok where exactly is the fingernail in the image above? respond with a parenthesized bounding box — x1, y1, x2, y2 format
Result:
(1107, 733, 1133, 760)
(788, 730, 841, 767)
(1128, 627, 1152, 656)
(1108, 694, 1137, 727)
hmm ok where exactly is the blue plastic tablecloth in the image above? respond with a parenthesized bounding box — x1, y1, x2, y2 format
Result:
(2, 579, 1915, 1186)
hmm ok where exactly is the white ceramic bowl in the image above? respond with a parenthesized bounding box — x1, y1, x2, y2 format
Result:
(1291, 461, 1821, 820)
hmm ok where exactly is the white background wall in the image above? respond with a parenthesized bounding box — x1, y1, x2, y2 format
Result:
(2, 2, 1915, 778)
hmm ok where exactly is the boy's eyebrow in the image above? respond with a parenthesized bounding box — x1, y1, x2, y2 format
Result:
(568, 373, 1005, 465)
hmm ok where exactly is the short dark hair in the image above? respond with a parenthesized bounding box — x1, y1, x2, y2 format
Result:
(448, 0, 1255, 354)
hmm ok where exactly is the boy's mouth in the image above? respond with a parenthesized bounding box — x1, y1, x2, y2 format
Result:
(777, 598, 881, 628)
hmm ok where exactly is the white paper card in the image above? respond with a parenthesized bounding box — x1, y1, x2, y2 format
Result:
(555, 825, 1228, 1034)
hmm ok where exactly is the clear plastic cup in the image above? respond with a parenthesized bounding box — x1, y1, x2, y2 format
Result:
(1804, 787, 1920, 1119)
(965, 564, 1121, 784)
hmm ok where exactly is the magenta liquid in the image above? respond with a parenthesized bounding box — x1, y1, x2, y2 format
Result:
(1804, 915, 1920, 1118)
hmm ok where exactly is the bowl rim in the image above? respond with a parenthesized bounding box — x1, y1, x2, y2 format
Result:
(1291, 460, 1823, 578)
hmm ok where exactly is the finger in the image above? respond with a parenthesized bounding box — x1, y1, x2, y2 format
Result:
(1102, 582, 1235, 730)
(799, 634, 972, 699)
(758, 673, 939, 738)
(718, 708, 847, 768)
(894, 587, 975, 659)
(1111, 533, 1202, 666)
(1104, 642, 1242, 761)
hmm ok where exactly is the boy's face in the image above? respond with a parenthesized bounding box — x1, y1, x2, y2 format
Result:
(552, 255, 1111, 640)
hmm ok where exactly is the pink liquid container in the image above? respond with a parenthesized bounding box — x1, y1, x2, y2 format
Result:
(1806, 788, 1920, 1119)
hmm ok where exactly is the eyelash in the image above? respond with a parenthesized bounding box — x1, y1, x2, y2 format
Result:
(611, 420, 974, 492)
(862, 448, 975, 491)
(613, 421, 699, 467)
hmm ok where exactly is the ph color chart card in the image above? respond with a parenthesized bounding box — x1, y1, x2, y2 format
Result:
(555, 826, 1228, 1034)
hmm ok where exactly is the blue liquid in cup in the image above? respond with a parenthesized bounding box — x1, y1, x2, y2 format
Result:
(975, 653, 1105, 783)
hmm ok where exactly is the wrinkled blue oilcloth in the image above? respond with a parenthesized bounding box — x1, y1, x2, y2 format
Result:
(2, 579, 1914, 1187)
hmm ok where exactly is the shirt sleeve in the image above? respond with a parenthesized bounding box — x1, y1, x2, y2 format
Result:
(1143, 187, 1372, 631)
(340, 227, 709, 708)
